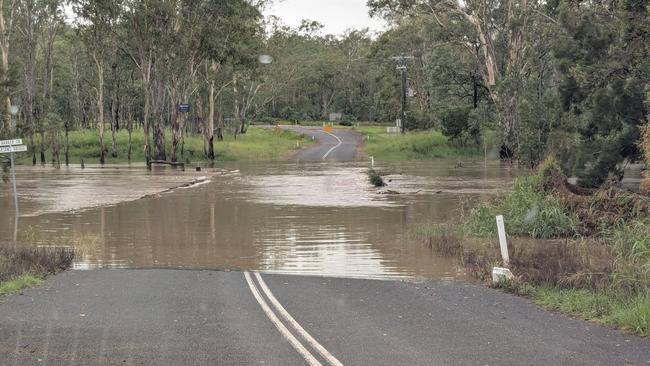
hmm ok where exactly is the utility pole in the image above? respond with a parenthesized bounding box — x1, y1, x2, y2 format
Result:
(391, 56, 413, 133)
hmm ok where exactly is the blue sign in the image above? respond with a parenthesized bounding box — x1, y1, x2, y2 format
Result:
(178, 104, 191, 113)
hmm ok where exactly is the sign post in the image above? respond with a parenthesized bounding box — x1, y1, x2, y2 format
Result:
(1, 139, 26, 242)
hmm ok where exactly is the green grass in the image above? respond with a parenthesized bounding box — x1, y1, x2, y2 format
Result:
(15, 126, 312, 165)
(462, 173, 578, 239)
(531, 286, 650, 336)
(0, 274, 43, 295)
(354, 126, 497, 161)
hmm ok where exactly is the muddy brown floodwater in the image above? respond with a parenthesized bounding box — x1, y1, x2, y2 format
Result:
(0, 161, 521, 280)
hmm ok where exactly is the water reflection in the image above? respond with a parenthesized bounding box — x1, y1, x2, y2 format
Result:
(0, 161, 520, 280)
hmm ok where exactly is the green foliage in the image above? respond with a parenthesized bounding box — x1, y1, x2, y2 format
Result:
(358, 126, 494, 161)
(553, 0, 649, 187)
(532, 287, 650, 337)
(17, 127, 312, 165)
(367, 169, 386, 187)
(463, 169, 577, 239)
(0, 274, 43, 295)
(440, 107, 479, 145)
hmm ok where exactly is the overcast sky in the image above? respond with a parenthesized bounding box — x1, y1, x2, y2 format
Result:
(264, 0, 387, 36)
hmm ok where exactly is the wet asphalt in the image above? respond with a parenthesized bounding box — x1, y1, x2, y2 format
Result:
(0, 269, 649, 366)
(282, 126, 362, 162)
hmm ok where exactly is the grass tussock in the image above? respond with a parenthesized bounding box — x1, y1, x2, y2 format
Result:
(0, 246, 74, 291)
(462, 159, 578, 239)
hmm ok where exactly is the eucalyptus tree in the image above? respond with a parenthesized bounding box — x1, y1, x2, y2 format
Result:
(368, 0, 546, 151)
(200, 0, 263, 156)
(0, 0, 17, 135)
(72, 0, 123, 164)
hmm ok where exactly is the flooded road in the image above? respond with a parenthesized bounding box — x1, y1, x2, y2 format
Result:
(0, 161, 519, 280)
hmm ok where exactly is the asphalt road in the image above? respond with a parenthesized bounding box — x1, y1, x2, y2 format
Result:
(283, 126, 362, 162)
(1, 270, 649, 366)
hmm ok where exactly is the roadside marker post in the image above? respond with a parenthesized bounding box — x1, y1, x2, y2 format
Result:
(1, 139, 25, 242)
(496, 215, 509, 266)
(492, 215, 514, 284)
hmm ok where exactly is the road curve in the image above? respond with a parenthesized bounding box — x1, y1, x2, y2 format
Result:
(283, 126, 362, 162)
(1, 269, 648, 366)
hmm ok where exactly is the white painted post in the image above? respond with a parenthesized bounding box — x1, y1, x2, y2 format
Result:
(10, 150, 18, 242)
(496, 215, 509, 266)
(371, 156, 375, 168)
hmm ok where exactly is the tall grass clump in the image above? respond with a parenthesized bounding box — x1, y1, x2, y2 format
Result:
(0, 246, 74, 283)
(610, 220, 650, 289)
(462, 167, 578, 238)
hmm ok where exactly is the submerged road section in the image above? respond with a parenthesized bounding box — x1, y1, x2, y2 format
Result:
(1, 269, 649, 365)
(283, 126, 362, 162)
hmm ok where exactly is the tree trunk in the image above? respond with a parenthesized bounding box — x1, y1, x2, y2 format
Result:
(94, 51, 105, 165)
(207, 79, 215, 160)
(170, 103, 181, 163)
(64, 121, 69, 166)
(0, 0, 12, 133)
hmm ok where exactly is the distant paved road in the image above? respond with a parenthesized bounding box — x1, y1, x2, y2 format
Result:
(283, 126, 362, 162)
(1, 270, 648, 366)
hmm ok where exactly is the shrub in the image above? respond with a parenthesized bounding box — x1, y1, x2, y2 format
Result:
(367, 169, 386, 187)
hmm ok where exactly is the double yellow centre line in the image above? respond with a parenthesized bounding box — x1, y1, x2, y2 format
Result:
(244, 272, 344, 366)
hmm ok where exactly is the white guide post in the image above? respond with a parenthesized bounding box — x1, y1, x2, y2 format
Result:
(496, 215, 509, 267)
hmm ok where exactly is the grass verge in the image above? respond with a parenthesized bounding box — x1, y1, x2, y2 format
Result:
(355, 126, 498, 161)
(0, 246, 74, 295)
(0, 274, 43, 295)
(14, 126, 312, 165)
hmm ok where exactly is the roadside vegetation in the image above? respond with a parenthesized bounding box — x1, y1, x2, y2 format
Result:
(356, 126, 498, 161)
(0, 246, 74, 295)
(14, 127, 311, 166)
(413, 157, 650, 337)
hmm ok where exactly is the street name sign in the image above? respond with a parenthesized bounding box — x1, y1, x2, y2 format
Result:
(0, 138, 22, 146)
(0, 145, 27, 153)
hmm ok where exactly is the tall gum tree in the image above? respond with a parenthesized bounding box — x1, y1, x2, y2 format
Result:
(72, 0, 122, 164)
(368, 0, 539, 152)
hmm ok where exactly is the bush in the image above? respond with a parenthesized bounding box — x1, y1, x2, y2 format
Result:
(440, 107, 479, 145)
(367, 169, 386, 187)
